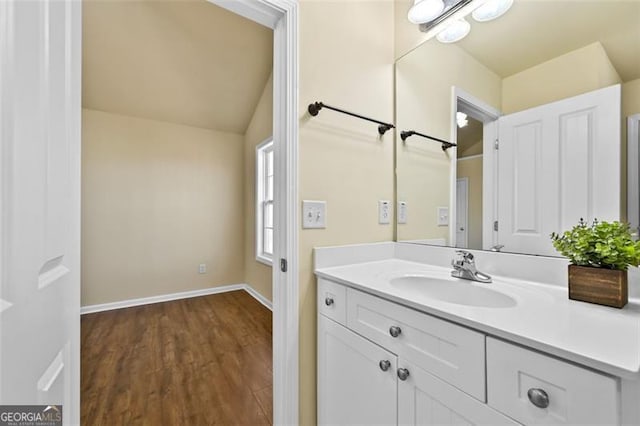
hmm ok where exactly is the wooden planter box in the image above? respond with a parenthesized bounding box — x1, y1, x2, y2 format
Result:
(568, 265, 628, 308)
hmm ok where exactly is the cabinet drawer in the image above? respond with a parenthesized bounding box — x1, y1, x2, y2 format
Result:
(317, 278, 347, 325)
(487, 337, 619, 425)
(347, 288, 486, 401)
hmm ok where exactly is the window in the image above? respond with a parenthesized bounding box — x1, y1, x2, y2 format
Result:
(256, 138, 274, 265)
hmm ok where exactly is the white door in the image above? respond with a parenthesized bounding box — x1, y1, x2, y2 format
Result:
(456, 178, 469, 248)
(497, 85, 621, 256)
(317, 315, 397, 426)
(0, 1, 81, 424)
(397, 359, 518, 425)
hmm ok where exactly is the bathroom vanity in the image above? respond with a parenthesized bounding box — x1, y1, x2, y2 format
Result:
(315, 243, 640, 426)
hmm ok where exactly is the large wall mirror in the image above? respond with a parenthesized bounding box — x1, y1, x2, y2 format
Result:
(395, 0, 640, 257)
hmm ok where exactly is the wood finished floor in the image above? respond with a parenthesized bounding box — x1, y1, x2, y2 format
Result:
(81, 291, 273, 425)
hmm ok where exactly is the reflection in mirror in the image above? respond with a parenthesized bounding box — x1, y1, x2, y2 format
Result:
(631, 113, 640, 233)
(395, 0, 640, 257)
(456, 114, 483, 250)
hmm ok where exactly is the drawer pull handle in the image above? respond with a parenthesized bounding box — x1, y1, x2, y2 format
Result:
(527, 388, 550, 409)
(325, 297, 334, 306)
(397, 368, 410, 381)
(379, 360, 391, 372)
(389, 326, 402, 338)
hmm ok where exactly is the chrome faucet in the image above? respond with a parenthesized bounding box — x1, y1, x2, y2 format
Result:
(451, 250, 492, 283)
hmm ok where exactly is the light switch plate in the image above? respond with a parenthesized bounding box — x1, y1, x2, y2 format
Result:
(437, 206, 449, 226)
(378, 200, 391, 224)
(398, 201, 407, 224)
(302, 200, 326, 229)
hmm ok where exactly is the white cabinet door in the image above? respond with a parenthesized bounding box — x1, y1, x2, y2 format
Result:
(398, 359, 518, 426)
(318, 315, 397, 426)
(0, 1, 81, 424)
(497, 85, 620, 256)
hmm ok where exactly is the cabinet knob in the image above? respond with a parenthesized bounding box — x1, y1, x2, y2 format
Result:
(397, 368, 410, 381)
(325, 297, 334, 306)
(527, 388, 550, 409)
(379, 360, 391, 372)
(389, 326, 402, 338)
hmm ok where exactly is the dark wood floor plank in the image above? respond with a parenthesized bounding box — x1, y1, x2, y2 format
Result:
(254, 386, 273, 425)
(81, 290, 272, 425)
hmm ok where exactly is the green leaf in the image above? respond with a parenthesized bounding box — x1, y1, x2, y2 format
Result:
(549, 220, 639, 271)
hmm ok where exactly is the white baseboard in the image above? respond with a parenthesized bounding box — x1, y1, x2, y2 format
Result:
(81, 283, 272, 315)
(243, 284, 273, 311)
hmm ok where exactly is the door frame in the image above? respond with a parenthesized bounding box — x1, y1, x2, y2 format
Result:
(627, 113, 640, 233)
(455, 177, 469, 248)
(450, 87, 501, 248)
(198, 1, 300, 424)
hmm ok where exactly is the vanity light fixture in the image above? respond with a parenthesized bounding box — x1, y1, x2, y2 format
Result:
(456, 112, 468, 128)
(472, 0, 513, 22)
(436, 18, 471, 43)
(407, 0, 514, 44)
(408, 0, 445, 24)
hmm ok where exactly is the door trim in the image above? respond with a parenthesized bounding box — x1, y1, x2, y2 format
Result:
(456, 177, 469, 248)
(627, 113, 640, 232)
(450, 87, 501, 248)
(205, 1, 299, 424)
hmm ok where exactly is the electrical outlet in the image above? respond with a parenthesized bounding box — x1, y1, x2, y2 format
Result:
(302, 200, 326, 229)
(198, 263, 207, 274)
(437, 207, 449, 226)
(398, 201, 407, 224)
(379, 200, 391, 224)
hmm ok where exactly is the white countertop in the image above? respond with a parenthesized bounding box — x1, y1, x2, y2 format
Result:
(316, 258, 640, 380)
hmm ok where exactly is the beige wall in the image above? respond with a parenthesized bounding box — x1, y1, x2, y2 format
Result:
(82, 109, 245, 306)
(457, 156, 483, 250)
(395, 41, 501, 243)
(298, 1, 395, 423)
(623, 78, 640, 119)
(244, 74, 274, 301)
(502, 42, 622, 114)
(394, 0, 430, 60)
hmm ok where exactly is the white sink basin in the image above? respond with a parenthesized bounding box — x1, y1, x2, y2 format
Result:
(390, 275, 517, 308)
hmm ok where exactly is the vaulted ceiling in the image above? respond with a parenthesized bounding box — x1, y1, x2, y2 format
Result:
(457, 0, 640, 81)
(82, 0, 273, 134)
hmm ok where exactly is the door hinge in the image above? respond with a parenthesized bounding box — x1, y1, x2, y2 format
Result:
(494, 139, 499, 150)
(280, 258, 288, 273)
(494, 221, 499, 231)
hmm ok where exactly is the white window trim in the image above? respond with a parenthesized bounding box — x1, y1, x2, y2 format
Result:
(256, 137, 274, 266)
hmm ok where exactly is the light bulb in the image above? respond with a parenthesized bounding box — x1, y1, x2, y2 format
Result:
(407, 0, 445, 24)
(436, 19, 471, 43)
(472, 0, 513, 22)
(456, 112, 468, 128)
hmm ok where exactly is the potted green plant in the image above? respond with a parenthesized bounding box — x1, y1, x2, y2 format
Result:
(551, 219, 640, 308)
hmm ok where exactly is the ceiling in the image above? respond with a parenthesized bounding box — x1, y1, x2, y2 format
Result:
(456, 0, 640, 81)
(82, 0, 273, 134)
(457, 116, 483, 153)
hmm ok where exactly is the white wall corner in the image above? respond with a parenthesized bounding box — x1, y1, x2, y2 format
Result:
(243, 284, 273, 310)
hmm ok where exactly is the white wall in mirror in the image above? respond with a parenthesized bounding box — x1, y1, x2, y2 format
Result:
(395, 0, 640, 257)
